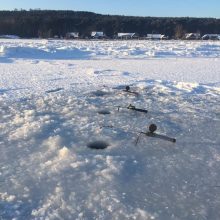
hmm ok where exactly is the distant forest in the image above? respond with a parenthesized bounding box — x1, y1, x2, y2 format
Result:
(0, 10, 220, 39)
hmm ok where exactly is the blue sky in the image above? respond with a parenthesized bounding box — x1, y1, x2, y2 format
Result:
(0, 0, 219, 18)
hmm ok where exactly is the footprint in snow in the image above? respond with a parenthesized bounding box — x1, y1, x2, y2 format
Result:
(0, 89, 7, 95)
(122, 72, 130, 76)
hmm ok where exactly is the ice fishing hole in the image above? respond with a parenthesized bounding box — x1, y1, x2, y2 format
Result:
(87, 141, 110, 150)
(98, 110, 111, 115)
(92, 90, 109, 97)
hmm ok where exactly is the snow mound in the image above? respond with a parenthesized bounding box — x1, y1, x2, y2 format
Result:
(2, 46, 92, 60)
(0, 45, 4, 54)
(0, 35, 20, 39)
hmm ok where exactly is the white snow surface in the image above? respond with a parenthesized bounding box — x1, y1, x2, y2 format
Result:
(1, 39, 220, 60)
(0, 39, 220, 220)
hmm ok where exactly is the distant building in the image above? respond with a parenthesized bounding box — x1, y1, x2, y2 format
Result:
(117, 33, 137, 39)
(185, 33, 200, 40)
(66, 32, 79, 39)
(91, 32, 105, 39)
(202, 34, 220, 40)
(146, 34, 167, 40)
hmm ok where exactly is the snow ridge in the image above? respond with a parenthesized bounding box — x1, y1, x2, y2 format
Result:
(1, 39, 220, 60)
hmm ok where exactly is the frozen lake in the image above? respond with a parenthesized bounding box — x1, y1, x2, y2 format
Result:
(0, 39, 220, 220)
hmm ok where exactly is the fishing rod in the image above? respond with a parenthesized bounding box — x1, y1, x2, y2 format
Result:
(116, 104, 148, 113)
(100, 123, 176, 144)
(123, 86, 140, 96)
(135, 124, 176, 145)
(99, 103, 148, 114)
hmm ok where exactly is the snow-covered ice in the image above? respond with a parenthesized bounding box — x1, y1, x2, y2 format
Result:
(1, 39, 220, 60)
(0, 39, 220, 220)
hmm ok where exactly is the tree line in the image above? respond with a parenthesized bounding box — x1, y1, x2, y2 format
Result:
(0, 10, 220, 39)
